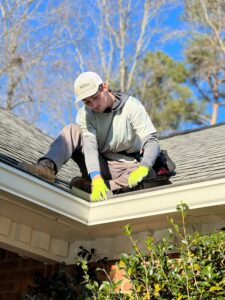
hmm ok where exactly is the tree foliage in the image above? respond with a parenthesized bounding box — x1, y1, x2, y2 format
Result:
(135, 51, 205, 132)
(183, 0, 225, 124)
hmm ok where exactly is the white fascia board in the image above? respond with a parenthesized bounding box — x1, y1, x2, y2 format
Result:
(1, 162, 225, 227)
(0, 162, 90, 224)
(88, 177, 225, 225)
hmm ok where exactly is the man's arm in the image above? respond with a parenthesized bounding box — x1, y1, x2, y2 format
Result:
(128, 97, 160, 167)
(140, 133, 160, 168)
(76, 107, 100, 173)
(128, 97, 160, 187)
(76, 107, 108, 201)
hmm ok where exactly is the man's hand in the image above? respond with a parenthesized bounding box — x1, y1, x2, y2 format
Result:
(128, 166, 149, 188)
(91, 176, 109, 202)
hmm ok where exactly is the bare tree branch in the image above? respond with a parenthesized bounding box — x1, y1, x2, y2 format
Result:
(126, 0, 151, 91)
(199, 0, 225, 55)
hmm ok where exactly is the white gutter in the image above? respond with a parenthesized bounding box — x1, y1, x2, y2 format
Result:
(1, 162, 225, 226)
(88, 177, 225, 225)
(0, 162, 90, 224)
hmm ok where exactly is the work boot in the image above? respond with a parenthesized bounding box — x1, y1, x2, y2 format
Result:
(17, 159, 56, 182)
(70, 177, 92, 193)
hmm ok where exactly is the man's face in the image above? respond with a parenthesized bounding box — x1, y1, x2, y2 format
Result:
(82, 84, 113, 112)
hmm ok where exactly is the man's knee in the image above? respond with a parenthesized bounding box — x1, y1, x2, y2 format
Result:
(61, 124, 81, 134)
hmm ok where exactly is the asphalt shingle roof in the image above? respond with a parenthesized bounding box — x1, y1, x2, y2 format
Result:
(0, 108, 80, 189)
(1, 108, 225, 192)
(160, 125, 225, 185)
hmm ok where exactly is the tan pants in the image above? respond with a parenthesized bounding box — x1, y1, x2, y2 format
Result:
(42, 124, 155, 191)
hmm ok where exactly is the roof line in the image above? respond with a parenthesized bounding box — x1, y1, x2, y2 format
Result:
(159, 122, 225, 140)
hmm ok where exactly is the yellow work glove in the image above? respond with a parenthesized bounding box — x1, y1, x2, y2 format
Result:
(91, 177, 109, 202)
(128, 166, 149, 188)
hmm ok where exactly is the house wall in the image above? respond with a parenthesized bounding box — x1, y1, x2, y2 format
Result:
(0, 248, 59, 300)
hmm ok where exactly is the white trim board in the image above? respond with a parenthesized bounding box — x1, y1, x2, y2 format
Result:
(1, 162, 225, 226)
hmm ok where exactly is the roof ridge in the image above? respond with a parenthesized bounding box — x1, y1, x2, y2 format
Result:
(159, 122, 225, 140)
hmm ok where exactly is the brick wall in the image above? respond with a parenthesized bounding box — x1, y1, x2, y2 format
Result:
(0, 248, 130, 299)
(0, 248, 59, 300)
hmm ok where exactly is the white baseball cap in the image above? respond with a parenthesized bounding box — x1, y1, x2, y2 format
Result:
(74, 71, 103, 103)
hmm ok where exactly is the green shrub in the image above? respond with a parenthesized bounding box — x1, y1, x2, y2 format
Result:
(77, 203, 225, 300)
(22, 203, 225, 300)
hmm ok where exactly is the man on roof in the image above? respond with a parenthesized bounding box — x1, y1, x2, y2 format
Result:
(19, 71, 160, 201)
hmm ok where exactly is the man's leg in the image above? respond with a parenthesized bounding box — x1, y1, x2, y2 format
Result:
(18, 124, 83, 182)
(106, 160, 156, 191)
(42, 124, 83, 172)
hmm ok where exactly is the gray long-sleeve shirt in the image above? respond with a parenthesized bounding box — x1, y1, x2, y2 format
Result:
(76, 92, 160, 174)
